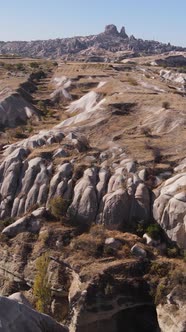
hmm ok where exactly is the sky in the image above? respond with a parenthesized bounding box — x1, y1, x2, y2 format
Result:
(0, 0, 186, 46)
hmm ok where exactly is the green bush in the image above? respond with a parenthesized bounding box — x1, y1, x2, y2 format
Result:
(48, 196, 69, 221)
(33, 252, 51, 314)
(146, 224, 162, 240)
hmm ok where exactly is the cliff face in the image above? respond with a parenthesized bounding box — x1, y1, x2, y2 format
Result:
(0, 24, 185, 59)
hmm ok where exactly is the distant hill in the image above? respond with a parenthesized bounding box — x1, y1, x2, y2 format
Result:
(0, 24, 185, 60)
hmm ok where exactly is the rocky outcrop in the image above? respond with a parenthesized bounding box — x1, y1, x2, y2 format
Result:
(120, 26, 128, 38)
(2, 207, 45, 237)
(157, 286, 186, 332)
(68, 261, 160, 332)
(0, 91, 39, 128)
(104, 24, 120, 36)
(157, 55, 186, 67)
(160, 69, 186, 86)
(153, 173, 186, 249)
(0, 124, 152, 233)
(98, 188, 130, 229)
(68, 168, 98, 224)
(0, 296, 68, 332)
(8, 292, 33, 307)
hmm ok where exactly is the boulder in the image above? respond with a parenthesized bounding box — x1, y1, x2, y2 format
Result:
(53, 148, 69, 159)
(8, 292, 32, 308)
(96, 168, 110, 201)
(104, 237, 122, 250)
(143, 233, 159, 247)
(68, 168, 98, 224)
(0, 296, 68, 332)
(153, 173, 186, 249)
(99, 188, 130, 229)
(131, 244, 147, 258)
(2, 213, 41, 238)
(133, 183, 151, 221)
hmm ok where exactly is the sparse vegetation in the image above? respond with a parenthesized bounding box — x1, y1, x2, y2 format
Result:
(141, 127, 152, 137)
(30, 62, 40, 69)
(48, 196, 69, 221)
(146, 224, 162, 240)
(13, 127, 28, 139)
(166, 246, 179, 258)
(16, 62, 25, 71)
(0, 217, 15, 232)
(33, 252, 51, 314)
(154, 280, 166, 304)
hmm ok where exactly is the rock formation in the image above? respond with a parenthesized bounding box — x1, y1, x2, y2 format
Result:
(0, 25, 184, 59)
(104, 24, 120, 36)
(0, 54, 185, 332)
(0, 296, 68, 332)
(153, 173, 186, 249)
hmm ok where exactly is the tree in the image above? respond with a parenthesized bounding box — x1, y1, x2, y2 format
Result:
(33, 252, 51, 314)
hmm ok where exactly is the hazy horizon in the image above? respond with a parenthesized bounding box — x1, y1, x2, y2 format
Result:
(0, 0, 186, 47)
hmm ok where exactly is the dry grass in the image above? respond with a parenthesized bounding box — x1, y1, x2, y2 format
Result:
(27, 144, 60, 160)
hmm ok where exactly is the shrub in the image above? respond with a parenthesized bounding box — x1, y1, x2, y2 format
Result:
(146, 224, 162, 240)
(53, 61, 58, 67)
(128, 76, 138, 86)
(16, 63, 25, 71)
(152, 147, 162, 163)
(141, 127, 152, 137)
(150, 261, 170, 278)
(0, 217, 15, 232)
(145, 142, 163, 164)
(13, 128, 28, 139)
(155, 281, 166, 304)
(37, 100, 45, 110)
(166, 247, 179, 258)
(30, 62, 39, 69)
(48, 196, 69, 221)
(3, 63, 14, 71)
(162, 101, 170, 109)
(33, 252, 51, 314)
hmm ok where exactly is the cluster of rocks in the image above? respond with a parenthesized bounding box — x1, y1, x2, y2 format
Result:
(0, 127, 185, 249)
(0, 140, 150, 224)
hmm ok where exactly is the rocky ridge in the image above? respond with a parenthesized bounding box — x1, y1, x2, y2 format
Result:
(0, 24, 185, 60)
